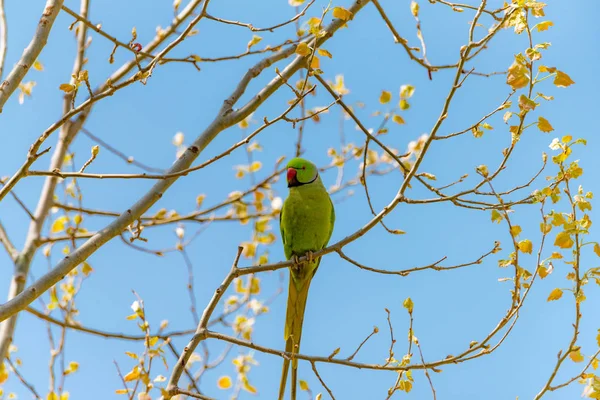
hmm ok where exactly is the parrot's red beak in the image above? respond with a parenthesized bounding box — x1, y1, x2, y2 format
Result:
(287, 168, 298, 187)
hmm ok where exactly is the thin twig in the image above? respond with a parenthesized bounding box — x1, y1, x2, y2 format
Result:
(0, 220, 17, 260)
(346, 327, 378, 361)
(204, 0, 315, 32)
(311, 361, 336, 399)
(6, 357, 42, 399)
(81, 128, 164, 173)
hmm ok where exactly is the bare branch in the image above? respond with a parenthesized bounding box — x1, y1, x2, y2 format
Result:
(26, 307, 195, 341)
(204, 0, 315, 32)
(170, 388, 215, 400)
(0, 220, 17, 261)
(6, 357, 42, 399)
(346, 326, 378, 361)
(81, 127, 164, 173)
(336, 242, 497, 276)
(311, 361, 336, 399)
(415, 340, 436, 400)
(166, 247, 243, 396)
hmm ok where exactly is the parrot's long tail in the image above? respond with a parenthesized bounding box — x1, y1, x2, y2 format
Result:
(278, 265, 315, 400)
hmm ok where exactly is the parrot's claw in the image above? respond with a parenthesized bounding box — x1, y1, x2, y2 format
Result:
(291, 255, 300, 265)
(305, 251, 314, 264)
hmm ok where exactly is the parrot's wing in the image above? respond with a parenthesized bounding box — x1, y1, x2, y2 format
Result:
(325, 195, 335, 248)
(279, 205, 292, 260)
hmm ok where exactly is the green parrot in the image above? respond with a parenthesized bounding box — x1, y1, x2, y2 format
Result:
(278, 157, 335, 400)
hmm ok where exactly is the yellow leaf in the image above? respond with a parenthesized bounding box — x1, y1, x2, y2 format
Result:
(399, 99, 410, 110)
(217, 376, 232, 389)
(78, 70, 88, 81)
(554, 231, 573, 249)
(123, 366, 140, 382)
(250, 276, 261, 294)
(60, 393, 69, 400)
(506, 61, 529, 90)
(392, 114, 405, 124)
(73, 214, 83, 225)
(47, 393, 58, 400)
(332, 74, 349, 95)
(247, 35, 262, 49)
(569, 349, 584, 363)
(551, 212, 565, 226)
(536, 21, 554, 32)
(403, 297, 414, 313)
(295, 42, 311, 56)
(310, 55, 320, 69)
(518, 240, 533, 254)
(400, 84, 415, 98)
(379, 90, 392, 104)
(67, 361, 79, 374)
(299, 380, 309, 391)
(81, 262, 93, 276)
(410, 1, 419, 17)
(59, 83, 76, 93)
(594, 243, 600, 257)
(491, 209, 503, 223)
(547, 288, 563, 301)
(531, 3, 546, 17)
(333, 6, 353, 21)
(537, 117, 553, 133)
(242, 376, 258, 394)
(317, 48, 332, 58)
(554, 71, 575, 88)
(33, 60, 44, 71)
(476, 164, 489, 177)
(510, 225, 522, 237)
(51, 216, 69, 233)
(249, 161, 262, 172)
(518, 95, 537, 112)
(115, 389, 129, 395)
(538, 265, 549, 279)
(561, 135, 572, 143)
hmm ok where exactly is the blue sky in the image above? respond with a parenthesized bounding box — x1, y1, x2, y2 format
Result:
(0, 0, 599, 399)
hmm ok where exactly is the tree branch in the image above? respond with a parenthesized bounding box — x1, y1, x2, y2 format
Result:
(0, 220, 17, 261)
(204, 0, 315, 32)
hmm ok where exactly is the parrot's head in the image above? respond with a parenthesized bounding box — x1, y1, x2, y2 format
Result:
(286, 158, 319, 188)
